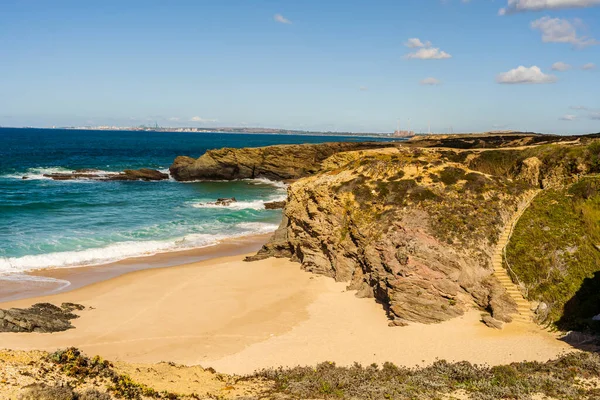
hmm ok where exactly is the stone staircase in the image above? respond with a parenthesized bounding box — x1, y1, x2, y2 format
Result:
(491, 192, 541, 324)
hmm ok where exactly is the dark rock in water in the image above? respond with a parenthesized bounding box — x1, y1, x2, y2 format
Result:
(264, 200, 286, 210)
(214, 197, 237, 206)
(43, 168, 168, 182)
(109, 168, 169, 181)
(169, 142, 398, 182)
(0, 302, 84, 333)
(22, 176, 29, 180)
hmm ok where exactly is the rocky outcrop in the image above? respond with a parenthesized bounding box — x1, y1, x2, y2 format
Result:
(169, 142, 397, 182)
(249, 147, 525, 325)
(110, 168, 169, 181)
(265, 201, 286, 210)
(0, 303, 84, 333)
(406, 132, 585, 149)
(43, 168, 168, 181)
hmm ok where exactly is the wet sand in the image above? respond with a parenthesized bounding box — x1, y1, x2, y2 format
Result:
(0, 234, 271, 303)
(0, 252, 573, 374)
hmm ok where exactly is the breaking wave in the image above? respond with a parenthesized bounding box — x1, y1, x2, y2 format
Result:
(0, 222, 279, 274)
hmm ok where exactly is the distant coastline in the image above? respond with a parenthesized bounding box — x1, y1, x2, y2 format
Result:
(0, 125, 398, 138)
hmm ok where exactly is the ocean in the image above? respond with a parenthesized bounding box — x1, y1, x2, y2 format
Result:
(0, 128, 395, 283)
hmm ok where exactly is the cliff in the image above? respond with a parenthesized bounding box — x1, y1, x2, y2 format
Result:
(248, 139, 600, 327)
(249, 146, 533, 325)
(167, 135, 600, 328)
(169, 142, 397, 181)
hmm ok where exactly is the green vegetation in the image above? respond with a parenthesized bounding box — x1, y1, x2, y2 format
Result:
(49, 348, 181, 399)
(467, 141, 600, 184)
(439, 166, 466, 185)
(18, 384, 112, 400)
(254, 352, 600, 400)
(333, 153, 528, 253)
(468, 150, 522, 177)
(506, 178, 600, 329)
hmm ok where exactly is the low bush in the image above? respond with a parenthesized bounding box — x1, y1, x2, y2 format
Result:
(439, 166, 466, 185)
(18, 384, 75, 400)
(253, 352, 600, 400)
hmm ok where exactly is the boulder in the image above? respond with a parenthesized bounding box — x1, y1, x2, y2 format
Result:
(214, 197, 237, 206)
(482, 315, 504, 329)
(264, 200, 286, 210)
(0, 302, 84, 333)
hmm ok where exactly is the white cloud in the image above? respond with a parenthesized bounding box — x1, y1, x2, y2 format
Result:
(500, 0, 600, 14)
(551, 61, 572, 71)
(274, 14, 292, 24)
(168, 117, 180, 121)
(570, 105, 588, 110)
(531, 17, 597, 48)
(405, 48, 452, 59)
(420, 77, 442, 85)
(582, 63, 596, 70)
(404, 38, 451, 59)
(590, 112, 600, 120)
(496, 66, 557, 84)
(190, 116, 217, 123)
(404, 38, 431, 48)
(359, 86, 369, 91)
(560, 114, 577, 121)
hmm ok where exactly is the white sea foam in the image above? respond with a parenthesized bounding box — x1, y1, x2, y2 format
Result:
(236, 222, 280, 233)
(0, 222, 278, 274)
(0, 167, 117, 181)
(247, 177, 288, 189)
(190, 194, 287, 210)
(191, 199, 267, 210)
(0, 274, 72, 291)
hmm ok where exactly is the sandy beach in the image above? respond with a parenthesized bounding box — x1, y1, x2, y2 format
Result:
(0, 234, 272, 303)
(0, 251, 574, 375)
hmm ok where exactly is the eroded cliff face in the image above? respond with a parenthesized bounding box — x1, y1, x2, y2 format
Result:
(249, 147, 534, 325)
(169, 142, 397, 181)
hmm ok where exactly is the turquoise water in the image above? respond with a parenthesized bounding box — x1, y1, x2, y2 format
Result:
(0, 128, 396, 278)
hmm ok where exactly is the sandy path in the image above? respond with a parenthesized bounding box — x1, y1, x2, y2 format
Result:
(0, 254, 572, 374)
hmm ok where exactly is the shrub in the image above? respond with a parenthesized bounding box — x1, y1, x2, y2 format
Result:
(18, 384, 75, 400)
(49, 348, 111, 379)
(439, 167, 466, 185)
(463, 172, 490, 193)
(78, 389, 112, 400)
(468, 150, 521, 176)
(253, 352, 600, 400)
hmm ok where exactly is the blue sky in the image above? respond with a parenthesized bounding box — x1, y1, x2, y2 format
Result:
(0, 0, 599, 134)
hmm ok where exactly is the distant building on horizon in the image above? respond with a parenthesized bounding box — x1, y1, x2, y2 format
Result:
(393, 130, 414, 138)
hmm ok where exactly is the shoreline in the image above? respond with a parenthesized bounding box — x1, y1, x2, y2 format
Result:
(0, 233, 272, 303)
(0, 251, 573, 375)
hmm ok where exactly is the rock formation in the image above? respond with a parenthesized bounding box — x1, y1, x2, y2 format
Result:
(264, 201, 286, 210)
(169, 142, 397, 181)
(0, 303, 84, 333)
(42, 168, 168, 181)
(247, 146, 536, 325)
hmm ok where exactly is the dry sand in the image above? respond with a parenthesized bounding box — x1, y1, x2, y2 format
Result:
(0, 253, 574, 375)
